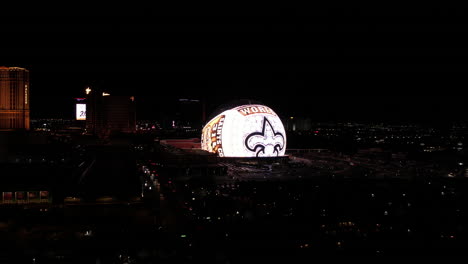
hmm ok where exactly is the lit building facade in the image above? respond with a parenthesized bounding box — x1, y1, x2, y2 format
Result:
(0, 66, 30, 130)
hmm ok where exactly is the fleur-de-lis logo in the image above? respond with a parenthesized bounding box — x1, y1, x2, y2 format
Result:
(245, 117, 285, 157)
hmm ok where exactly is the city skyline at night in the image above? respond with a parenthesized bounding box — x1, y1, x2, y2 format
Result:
(2, 7, 468, 124)
(0, 66, 464, 124)
(3, 7, 468, 261)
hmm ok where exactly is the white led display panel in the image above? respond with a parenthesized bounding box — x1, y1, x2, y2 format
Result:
(76, 104, 86, 120)
(201, 104, 286, 157)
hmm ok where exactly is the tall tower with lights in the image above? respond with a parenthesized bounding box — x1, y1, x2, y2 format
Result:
(0, 66, 30, 130)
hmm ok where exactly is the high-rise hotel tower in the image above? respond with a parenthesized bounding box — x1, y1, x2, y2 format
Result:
(0, 66, 30, 130)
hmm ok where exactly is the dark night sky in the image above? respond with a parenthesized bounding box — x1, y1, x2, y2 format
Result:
(2, 7, 468, 123)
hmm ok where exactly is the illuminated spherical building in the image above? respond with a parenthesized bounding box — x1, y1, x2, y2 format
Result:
(202, 103, 286, 158)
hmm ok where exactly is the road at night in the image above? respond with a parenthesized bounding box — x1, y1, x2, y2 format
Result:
(79, 145, 140, 201)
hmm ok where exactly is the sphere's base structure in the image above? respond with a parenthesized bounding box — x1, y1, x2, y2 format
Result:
(220, 155, 290, 165)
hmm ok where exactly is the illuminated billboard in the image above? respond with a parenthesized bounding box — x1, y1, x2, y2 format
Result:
(202, 104, 286, 157)
(76, 103, 86, 120)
